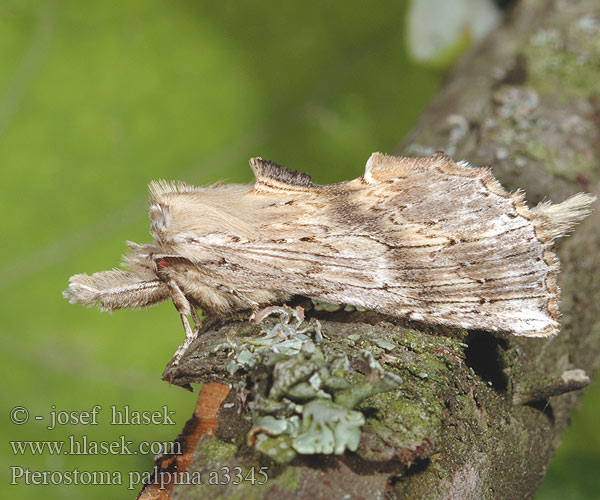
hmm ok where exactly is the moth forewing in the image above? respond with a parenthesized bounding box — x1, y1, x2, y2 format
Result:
(64, 152, 596, 357)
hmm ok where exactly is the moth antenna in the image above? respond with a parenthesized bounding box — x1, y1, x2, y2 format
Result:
(64, 270, 169, 311)
(532, 193, 597, 239)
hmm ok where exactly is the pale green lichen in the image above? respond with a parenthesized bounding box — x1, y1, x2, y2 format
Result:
(210, 308, 465, 465)
(526, 15, 600, 98)
(292, 400, 364, 454)
(373, 338, 396, 351)
(249, 347, 402, 463)
(213, 306, 323, 375)
(237, 307, 403, 463)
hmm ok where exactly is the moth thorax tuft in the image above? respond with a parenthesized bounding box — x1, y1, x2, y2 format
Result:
(149, 203, 170, 241)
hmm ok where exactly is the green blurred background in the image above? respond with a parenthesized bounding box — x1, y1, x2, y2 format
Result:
(0, 1, 597, 499)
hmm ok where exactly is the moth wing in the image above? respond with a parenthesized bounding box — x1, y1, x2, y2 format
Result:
(140, 152, 595, 338)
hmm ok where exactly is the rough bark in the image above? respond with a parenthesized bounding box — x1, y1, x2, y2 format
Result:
(148, 0, 600, 498)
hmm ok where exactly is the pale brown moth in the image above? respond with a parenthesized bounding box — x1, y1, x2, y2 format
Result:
(64, 152, 595, 359)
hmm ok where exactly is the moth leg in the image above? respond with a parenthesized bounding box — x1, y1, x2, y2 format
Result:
(171, 313, 195, 364)
(179, 311, 195, 338)
(170, 311, 196, 364)
(166, 279, 198, 364)
(190, 306, 202, 334)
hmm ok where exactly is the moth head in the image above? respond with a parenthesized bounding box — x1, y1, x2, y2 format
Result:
(122, 241, 163, 277)
(149, 203, 171, 244)
(148, 180, 262, 245)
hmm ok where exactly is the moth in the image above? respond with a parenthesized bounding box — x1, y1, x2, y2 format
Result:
(64, 152, 595, 359)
